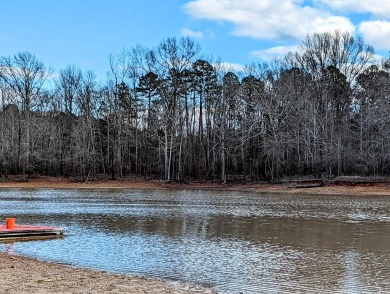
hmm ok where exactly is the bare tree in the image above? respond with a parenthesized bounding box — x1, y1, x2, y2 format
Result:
(147, 37, 201, 180)
(57, 65, 82, 115)
(0, 52, 52, 178)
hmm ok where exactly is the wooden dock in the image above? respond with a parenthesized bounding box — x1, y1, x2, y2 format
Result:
(0, 225, 64, 241)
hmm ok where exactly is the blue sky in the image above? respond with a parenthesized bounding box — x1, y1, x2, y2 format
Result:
(1, 0, 389, 80)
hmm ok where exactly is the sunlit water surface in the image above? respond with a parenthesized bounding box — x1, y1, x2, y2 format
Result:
(1, 189, 390, 293)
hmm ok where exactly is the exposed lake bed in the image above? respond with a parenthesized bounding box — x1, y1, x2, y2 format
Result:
(1, 181, 390, 293)
(0, 252, 212, 294)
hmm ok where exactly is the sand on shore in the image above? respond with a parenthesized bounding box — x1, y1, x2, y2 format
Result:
(1, 175, 390, 196)
(0, 253, 215, 294)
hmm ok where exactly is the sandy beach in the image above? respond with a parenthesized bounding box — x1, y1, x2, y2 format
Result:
(1, 176, 390, 293)
(0, 253, 215, 294)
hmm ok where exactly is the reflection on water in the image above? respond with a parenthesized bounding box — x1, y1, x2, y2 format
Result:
(0, 189, 390, 293)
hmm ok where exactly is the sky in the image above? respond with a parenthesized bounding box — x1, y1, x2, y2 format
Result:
(1, 0, 390, 81)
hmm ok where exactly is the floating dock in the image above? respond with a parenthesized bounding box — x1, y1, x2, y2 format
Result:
(0, 224, 64, 241)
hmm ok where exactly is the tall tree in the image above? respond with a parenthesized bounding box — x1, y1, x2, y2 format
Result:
(147, 37, 201, 180)
(0, 52, 52, 178)
(57, 65, 82, 115)
(190, 59, 218, 177)
(240, 74, 265, 178)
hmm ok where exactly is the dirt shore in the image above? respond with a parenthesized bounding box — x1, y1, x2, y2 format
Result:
(1, 176, 390, 293)
(1, 175, 390, 196)
(0, 253, 214, 294)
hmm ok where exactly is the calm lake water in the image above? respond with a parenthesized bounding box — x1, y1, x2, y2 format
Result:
(1, 189, 390, 293)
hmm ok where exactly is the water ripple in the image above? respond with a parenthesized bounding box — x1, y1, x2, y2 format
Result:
(0, 189, 390, 293)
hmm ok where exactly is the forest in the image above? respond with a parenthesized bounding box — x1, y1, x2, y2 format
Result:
(0, 30, 389, 183)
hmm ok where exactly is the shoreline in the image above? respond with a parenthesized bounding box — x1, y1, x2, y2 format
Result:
(0, 252, 215, 294)
(1, 176, 390, 196)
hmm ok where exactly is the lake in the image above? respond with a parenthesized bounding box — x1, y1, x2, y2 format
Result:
(0, 188, 390, 293)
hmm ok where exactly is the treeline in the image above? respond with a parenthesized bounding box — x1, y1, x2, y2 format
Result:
(0, 30, 389, 182)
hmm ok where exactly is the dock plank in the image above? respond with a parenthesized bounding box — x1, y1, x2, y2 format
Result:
(0, 225, 64, 240)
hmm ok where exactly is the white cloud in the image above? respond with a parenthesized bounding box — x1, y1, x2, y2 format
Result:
(315, 0, 390, 17)
(251, 45, 299, 61)
(358, 21, 390, 49)
(180, 28, 204, 38)
(184, 0, 355, 41)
